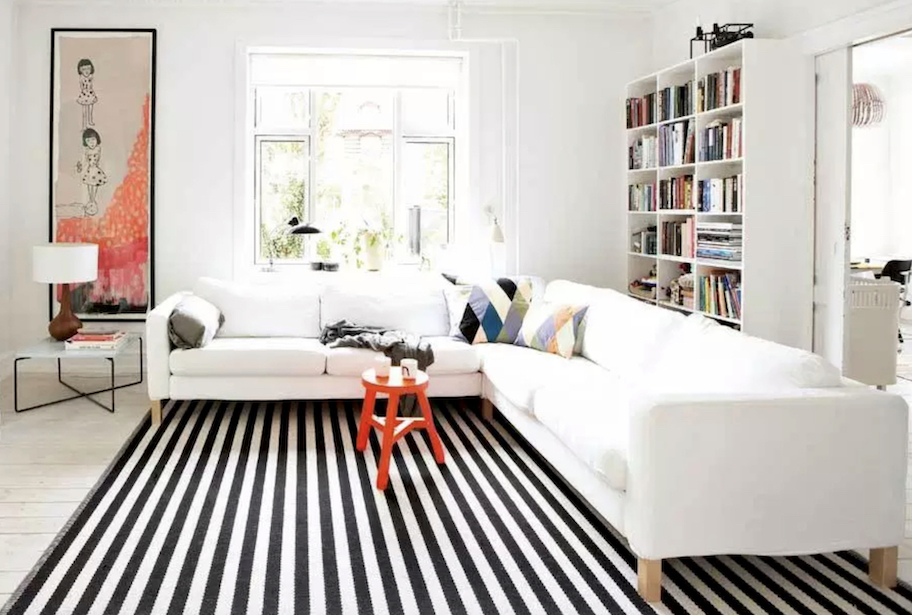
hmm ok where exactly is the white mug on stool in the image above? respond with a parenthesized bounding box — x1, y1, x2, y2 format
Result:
(375, 356, 391, 378)
(400, 358, 418, 380)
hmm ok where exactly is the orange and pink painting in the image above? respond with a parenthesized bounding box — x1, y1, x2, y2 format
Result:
(50, 29, 155, 320)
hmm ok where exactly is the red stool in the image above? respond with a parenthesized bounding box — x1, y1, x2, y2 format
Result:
(357, 367, 445, 489)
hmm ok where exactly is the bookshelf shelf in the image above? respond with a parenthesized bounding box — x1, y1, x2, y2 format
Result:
(698, 102, 743, 120)
(658, 254, 693, 263)
(658, 114, 694, 127)
(700, 311, 741, 325)
(696, 259, 742, 270)
(659, 300, 694, 314)
(625, 39, 813, 348)
(629, 251, 657, 257)
(627, 123, 658, 135)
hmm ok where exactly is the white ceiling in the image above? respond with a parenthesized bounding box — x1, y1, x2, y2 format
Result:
(16, 0, 678, 12)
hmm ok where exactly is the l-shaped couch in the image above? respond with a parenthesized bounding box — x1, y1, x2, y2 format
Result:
(147, 274, 908, 601)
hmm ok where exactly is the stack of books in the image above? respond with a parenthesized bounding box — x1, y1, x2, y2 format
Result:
(629, 135, 657, 170)
(658, 119, 695, 167)
(698, 174, 743, 212)
(699, 271, 742, 320)
(65, 330, 127, 351)
(696, 221, 742, 262)
(661, 219, 694, 258)
(700, 118, 742, 162)
(658, 80, 694, 121)
(697, 67, 741, 111)
(658, 175, 693, 210)
(631, 226, 658, 255)
(626, 93, 656, 128)
(628, 183, 656, 211)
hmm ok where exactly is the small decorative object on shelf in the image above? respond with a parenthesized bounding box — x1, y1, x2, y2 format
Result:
(690, 22, 754, 58)
(853, 83, 886, 127)
(668, 265, 695, 310)
(629, 264, 658, 300)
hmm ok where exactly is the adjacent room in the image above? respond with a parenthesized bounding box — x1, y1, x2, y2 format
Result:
(1, 0, 911, 613)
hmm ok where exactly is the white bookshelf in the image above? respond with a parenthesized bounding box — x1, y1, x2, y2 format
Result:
(624, 40, 813, 349)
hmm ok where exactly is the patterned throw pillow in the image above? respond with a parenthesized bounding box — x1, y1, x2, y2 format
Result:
(445, 277, 540, 344)
(515, 302, 589, 358)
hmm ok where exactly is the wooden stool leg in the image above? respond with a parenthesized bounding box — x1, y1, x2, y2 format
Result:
(417, 392, 445, 463)
(638, 558, 662, 602)
(356, 390, 377, 451)
(376, 393, 400, 490)
(870, 547, 898, 588)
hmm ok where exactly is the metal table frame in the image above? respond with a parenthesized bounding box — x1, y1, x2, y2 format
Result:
(14, 337, 144, 413)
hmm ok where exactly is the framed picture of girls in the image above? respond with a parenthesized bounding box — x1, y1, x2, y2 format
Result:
(48, 28, 156, 321)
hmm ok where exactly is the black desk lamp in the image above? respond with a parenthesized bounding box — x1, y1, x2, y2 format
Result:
(286, 216, 320, 236)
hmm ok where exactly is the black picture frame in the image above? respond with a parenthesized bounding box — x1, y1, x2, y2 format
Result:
(48, 28, 157, 323)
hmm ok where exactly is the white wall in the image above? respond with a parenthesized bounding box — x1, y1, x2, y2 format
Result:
(9, 2, 651, 347)
(651, 0, 900, 68)
(0, 0, 12, 358)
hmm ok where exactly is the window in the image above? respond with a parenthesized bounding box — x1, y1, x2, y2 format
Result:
(249, 52, 463, 266)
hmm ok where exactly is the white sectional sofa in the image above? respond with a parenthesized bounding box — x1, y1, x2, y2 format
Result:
(147, 275, 908, 601)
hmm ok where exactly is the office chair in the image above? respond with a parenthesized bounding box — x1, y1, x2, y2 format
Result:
(874, 259, 912, 344)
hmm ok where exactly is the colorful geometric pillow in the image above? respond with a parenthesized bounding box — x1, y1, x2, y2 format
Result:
(445, 277, 540, 344)
(515, 302, 589, 358)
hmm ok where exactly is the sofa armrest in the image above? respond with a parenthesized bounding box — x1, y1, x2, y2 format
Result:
(624, 387, 908, 560)
(146, 291, 190, 400)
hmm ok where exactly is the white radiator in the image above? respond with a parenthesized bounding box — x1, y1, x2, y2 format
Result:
(844, 275, 901, 386)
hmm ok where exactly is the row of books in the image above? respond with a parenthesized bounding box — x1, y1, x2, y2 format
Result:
(698, 174, 743, 213)
(658, 81, 694, 122)
(698, 271, 742, 320)
(626, 93, 657, 128)
(65, 330, 127, 350)
(630, 226, 658, 255)
(698, 67, 741, 112)
(661, 219, 694, 258)
(700, 118, 742, 162)
(659, 175, 693, 210)
(629, 183, 656, 212)
(629, 135, 657, 170)
(658, 119, 695, 167)
(696, 221, 742, 262)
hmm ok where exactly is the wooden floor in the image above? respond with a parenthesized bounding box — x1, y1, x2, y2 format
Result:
(1, 370, 912, 608)
(0, 371, 149, 607)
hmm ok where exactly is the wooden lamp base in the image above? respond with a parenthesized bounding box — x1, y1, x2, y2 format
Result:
(49, 283, 82, 341)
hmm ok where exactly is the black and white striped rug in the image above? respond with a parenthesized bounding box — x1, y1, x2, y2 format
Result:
(4, 398, 912, 614)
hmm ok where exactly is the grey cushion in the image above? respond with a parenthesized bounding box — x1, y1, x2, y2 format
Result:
(168, 296, 224, 349)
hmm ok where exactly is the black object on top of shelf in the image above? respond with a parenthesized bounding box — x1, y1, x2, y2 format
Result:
(690, 23, 754, 59)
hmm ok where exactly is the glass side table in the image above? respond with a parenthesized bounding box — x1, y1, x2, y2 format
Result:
(14, 336, 144, 413)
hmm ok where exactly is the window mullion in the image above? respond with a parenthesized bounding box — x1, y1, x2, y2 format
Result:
(308, 89, 317, 224)
(393, 90, 403, 250)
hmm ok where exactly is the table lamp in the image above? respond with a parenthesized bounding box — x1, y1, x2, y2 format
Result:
(33, 243, 98, 341)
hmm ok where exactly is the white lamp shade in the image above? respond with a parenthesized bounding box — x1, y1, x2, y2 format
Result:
(33, 243, 98, 284)
(491, 219, 505, 244)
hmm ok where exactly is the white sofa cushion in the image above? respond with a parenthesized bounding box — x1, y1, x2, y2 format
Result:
(326, 336, 481, 377)
(534, 376, 634, 492)
(321, 276, 449, 337)
(544, 281, 685, 380)
(170, 338, 327, 377)
(650, 314, 842, 392)
(193, 277, 322, 338)
(479, 344, 612, 413)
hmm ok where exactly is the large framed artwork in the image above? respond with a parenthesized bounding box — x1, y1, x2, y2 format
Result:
(49, 28, 156, 321)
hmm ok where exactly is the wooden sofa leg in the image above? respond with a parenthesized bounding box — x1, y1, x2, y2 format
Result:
(870, 547, 898, 588)
(151, 400, 162, 426)
(481, 398, 494, 422)
(638, 558, 662, 602)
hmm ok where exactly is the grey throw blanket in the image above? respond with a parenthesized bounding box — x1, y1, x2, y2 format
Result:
(320, 320, 435, 416)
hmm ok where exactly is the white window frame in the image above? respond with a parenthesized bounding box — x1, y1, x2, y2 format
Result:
(246, 53, 463, 268)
